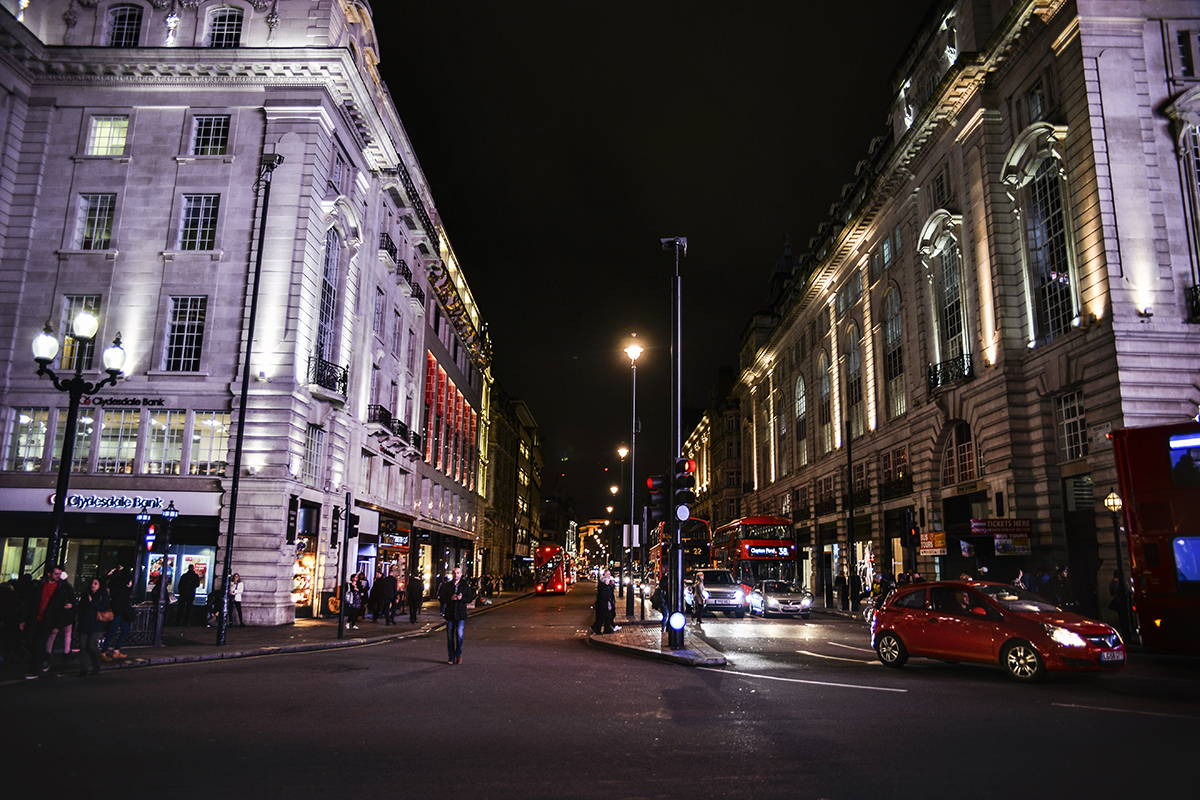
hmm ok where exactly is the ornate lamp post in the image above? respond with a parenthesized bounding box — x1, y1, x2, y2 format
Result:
(32, 311, 125, 574)
(134, 503, 152, 602)
(152, 500, 180, 646)
(624, 338, 643, 618)
(1103, 490, 1136, 642)
(610, 483, 622, 598)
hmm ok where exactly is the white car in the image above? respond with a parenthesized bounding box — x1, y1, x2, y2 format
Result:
(684, 569, 746, 618)
(748, 581, 814, 619)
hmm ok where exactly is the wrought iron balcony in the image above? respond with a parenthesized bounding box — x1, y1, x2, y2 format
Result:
(410, 430, 423, 452)
(1186, 285, 1200, 321)
(398, 258, 413, 287)
(926, 352, 973, 393)
(307, 354, 348, 395)
(879, 474, 913, 501)
(379, 232, 398, 266)
(411, 284, 425, 305)
(367, 404, 393, 428)
(390, 418, 409, 440)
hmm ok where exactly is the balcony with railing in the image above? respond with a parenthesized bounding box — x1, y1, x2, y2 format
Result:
(843, 488, 872, 508)
(379, 232, 398, 270)
(397, 258, 413, 288)
(307, 354, 348, 396)
(926, 352, 973, 393)
(367, 404, 393, 429)
(879, 473, 913, 501)
(792, 505, 812, 522)
(814, 497, 838, 516)
(411, 284, 425, 306)
(1186, 285, 1200, 321)
(390, 418, 409, 440)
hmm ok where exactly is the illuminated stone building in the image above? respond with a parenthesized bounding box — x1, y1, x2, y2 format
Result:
(733, 0, 1200, 622)
(0, 1, 491, 623)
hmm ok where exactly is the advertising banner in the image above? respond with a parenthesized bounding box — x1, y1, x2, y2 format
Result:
(971, 518, 1032, 555)
(919, 531, 946, 556)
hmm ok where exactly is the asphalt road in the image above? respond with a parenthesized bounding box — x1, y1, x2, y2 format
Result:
(4, 589, 1196, 799)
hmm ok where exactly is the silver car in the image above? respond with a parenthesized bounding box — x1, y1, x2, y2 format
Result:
(684, 569, 746, 618)
(748, 580, 814, 619)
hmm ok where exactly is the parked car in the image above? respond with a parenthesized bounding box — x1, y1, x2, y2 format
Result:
(871, 581, 1126, 682)
(748, 581, 813, 618)
(683, 569, 745, 618)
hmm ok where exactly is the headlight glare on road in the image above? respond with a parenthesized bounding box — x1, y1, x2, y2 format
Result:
(1044, 624, 1087, 647)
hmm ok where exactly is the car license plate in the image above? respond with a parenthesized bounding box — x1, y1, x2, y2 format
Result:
(1100, 651, 1124, 661)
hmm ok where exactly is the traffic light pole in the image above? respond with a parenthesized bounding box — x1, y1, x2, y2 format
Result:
(662, 236, 687, 649)
(338, 490, 352, 640)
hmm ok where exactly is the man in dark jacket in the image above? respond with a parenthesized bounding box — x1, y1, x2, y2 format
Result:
(406, 575, 423, 623)
(102, 566, 134, 660)
(176, 564, 200, 625)
(379, 567, 399, 625)
(22, 565, 74, 678)
(436, 567, 475, 664)
(592, 571, 616, 634)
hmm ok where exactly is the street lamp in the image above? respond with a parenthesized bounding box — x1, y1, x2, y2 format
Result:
(153, 500, 180, 646)
(33, 313, 125, 574)
(624, 338, 643, 618)
(134, 503, 152, 602)
(1103, 490, 1136, 642)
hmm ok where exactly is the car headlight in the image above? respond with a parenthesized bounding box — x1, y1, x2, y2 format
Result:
(766, 598, 779, 609)
(1044, 624, 1087, 647)
(734, 589, 744, 602)
(801, 596, 812, 608)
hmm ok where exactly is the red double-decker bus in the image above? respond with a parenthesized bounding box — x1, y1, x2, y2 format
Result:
(712, 515, 798, 594)
(534, 543, 568, 594)
(646, 518, 712, 586)
(1110, 421, 1200, 653)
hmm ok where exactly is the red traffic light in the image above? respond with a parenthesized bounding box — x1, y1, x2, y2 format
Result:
(674, 457, 696, 474)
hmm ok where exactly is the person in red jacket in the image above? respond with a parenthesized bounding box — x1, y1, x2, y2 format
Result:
(22, 565, 74, 679)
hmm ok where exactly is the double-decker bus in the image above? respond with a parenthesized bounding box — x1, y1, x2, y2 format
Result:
(534, 543, 568, 594)
(712, 516, 798, 594)
(1110, 421, 1200, 653)
(646, 518, 712, 586)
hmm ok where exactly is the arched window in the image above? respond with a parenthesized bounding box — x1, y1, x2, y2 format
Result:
(316, 229, 341, 362)
(882, 289, 906, 419)
(845, 324, 863, 440)
(818, 352, 832, 456)
(1003, 124, 1079, 346)
(207, 6, 245, 48)
(936, 241, 966, 359)
(107, 5, 143, 47)
(940, 422, 979, 486)
(794, 374, 808, 468)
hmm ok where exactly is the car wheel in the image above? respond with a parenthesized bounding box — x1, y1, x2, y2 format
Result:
(875, 631, 908, 668)
(735, 610, 745, 619)
(1001, 640, 1045, 682)
(801, 612, 810, 619)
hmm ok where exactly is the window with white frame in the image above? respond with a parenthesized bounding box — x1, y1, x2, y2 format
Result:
(1055, 390, 1088, 462)
(191, 115, 230, 156)
(86, 116, 128, 156)
(883, 288, 906, 420)
(392, 310, 403, 355)
(373, 287, 386, 337)
(882, 445, 908, 483)
(191, 411, 230, 475)
(96, 409, 138, 473)
(936, 238, 967, 360)
(106, 5, 143, 47)
(178, 194, 220, 250)
(143, 410, 185, 475)
(5, 408, 49, 472)
(74, 194, 116, 250)
(60, 295, 101, 372)
(845, 325, 864, 440)
(53, 406, 92, 474)
(818, 352, 832, 456)
(794, 374, 808, 468)
(316, 229, 341, 362)
(941, 422, 977, 486)
(303, 425, 324, 488)
(163, 296, 207, 371)
(206, 6, 244, 48)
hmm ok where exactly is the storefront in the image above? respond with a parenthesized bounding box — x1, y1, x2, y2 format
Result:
(0, 488, 222, 606)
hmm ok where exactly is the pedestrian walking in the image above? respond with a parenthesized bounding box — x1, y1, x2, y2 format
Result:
(76, 577, 110, 677)
(345, 573, 365, 630)
(102, 566, 133, 661)
(407, 574, 423, 623)
(592, 570, 616, 634)
(228, 573, 245, 626)
(380, 567, 399, 625)
(176, 564, 200, 625)
(437, 567, 475, 664)
(692, 572, 707, 622)
(22, 565, 74, 679)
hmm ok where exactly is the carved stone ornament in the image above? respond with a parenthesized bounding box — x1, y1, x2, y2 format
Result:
(179, 0, 201, 9)
(77, 0, 99, 7)
(149, 0, 172, 9)
(251, 1, 274, 10)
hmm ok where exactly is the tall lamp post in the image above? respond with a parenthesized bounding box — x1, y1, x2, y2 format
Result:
(625, 338, 643, 618)
(134, 503, 152, 602)
(32, 312, 126, 575)
(1103, 490, 1136, 642)
(153, 500, 179, 647)
(610, 484, 622, 598)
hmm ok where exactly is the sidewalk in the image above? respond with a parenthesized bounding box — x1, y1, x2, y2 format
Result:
(4, 590, 532, 679)
(585, 598, 727, 666)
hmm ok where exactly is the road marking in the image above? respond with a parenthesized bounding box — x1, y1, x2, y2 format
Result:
(1052, 703, 1199, 720)
(797, 649, 880, 664)
(829, 642, 876, 654)
(699, 666, 905, 692)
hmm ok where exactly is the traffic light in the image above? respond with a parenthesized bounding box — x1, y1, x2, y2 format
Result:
(646, 474, 667, 524)
(673, 457, 696, 521)
(347, 513, 360, 539)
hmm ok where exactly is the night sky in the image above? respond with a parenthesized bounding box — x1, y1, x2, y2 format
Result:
(372, 1, 934, 520)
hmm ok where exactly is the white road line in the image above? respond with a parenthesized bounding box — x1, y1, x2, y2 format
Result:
(828, 642, 876, 654)
(1051, 702, 1199, 720)
(797, 649, 881, 664)
(699, 666, 906, 692)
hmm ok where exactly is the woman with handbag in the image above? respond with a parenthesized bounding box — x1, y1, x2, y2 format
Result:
(345, 573, 365, 630)
(77, 578, 111, 677)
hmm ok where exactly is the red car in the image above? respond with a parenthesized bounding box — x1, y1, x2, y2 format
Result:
(871, 581, 1126, 681)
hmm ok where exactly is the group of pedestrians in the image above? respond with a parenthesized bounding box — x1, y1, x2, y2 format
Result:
(343, 568, 425, 629)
